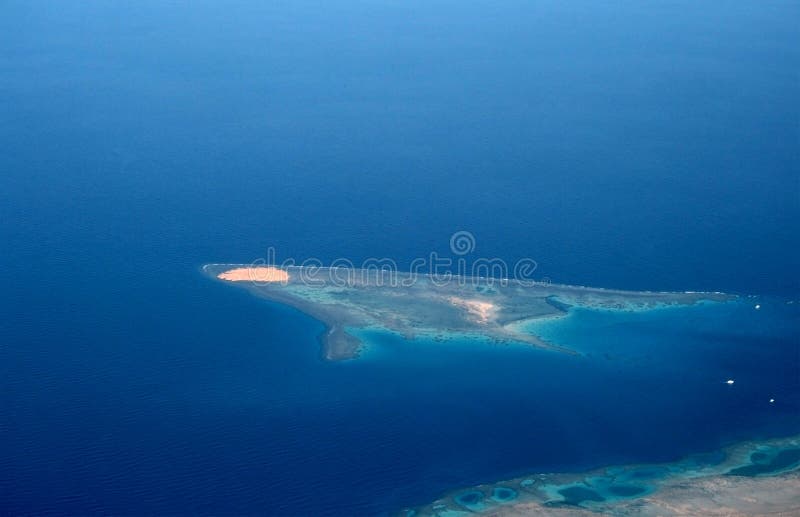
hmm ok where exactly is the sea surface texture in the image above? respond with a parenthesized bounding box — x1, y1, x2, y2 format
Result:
(1, 1, 798, 515)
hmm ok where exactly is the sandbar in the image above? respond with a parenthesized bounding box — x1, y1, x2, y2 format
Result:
(217, 266, 289, 283)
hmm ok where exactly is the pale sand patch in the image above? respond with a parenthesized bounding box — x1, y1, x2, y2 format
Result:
(448, 296, 497, 324)
(217, 267, 289, 283)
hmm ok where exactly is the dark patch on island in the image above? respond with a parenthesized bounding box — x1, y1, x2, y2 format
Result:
(544, 295, 573, 313)
(727, 449, 800, 477)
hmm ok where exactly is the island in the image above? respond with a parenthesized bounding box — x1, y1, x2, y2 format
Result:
(403, 434, 800, 516)
(202, 264, 731, 360)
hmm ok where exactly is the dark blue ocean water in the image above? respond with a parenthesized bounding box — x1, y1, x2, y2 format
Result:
(2, 1, 798, 515)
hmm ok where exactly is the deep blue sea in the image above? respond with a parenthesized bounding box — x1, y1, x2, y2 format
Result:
(2, 1, 798, 515)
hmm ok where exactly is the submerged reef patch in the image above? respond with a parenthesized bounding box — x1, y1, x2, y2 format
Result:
(453, 490, 486, 511)
(490, 487, 517, 503)
(555, 485, 605, 505)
